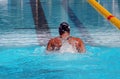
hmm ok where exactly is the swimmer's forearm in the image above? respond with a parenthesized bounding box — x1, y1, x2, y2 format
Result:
(77, 43, 86, 53)
(81, 48, 86, 53)
(77, 48, 85, 53)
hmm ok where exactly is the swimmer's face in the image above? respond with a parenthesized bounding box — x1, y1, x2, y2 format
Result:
(60, 31, 70, 39)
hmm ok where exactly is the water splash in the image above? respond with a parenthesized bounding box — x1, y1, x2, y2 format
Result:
(59, 40, 77, 53)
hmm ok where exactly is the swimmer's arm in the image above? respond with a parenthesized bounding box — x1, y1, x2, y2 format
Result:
(77, 39, 86, 53)
(46, 39, 54, 51)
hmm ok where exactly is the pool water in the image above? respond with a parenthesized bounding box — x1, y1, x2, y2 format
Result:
(0, 0, 120, 79)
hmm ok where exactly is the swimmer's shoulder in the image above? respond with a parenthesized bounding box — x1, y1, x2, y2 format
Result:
(52, 37, 61, 41)
(69, 36, 83, 41)
(69, 36, 85, 45)
(48, 37, 61, 43)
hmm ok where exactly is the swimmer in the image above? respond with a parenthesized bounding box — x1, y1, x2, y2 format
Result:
(46, 22, 85, 53)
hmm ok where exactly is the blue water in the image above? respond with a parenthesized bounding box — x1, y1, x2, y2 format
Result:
(0, 0, 120, 79)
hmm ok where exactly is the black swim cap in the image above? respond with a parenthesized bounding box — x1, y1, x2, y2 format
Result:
(59, 22, 70, 35)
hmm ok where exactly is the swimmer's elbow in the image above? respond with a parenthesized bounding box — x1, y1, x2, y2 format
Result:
(77, 44, 86, 53)
(46, 47, 53, 54)
(46, 46, 53, 51)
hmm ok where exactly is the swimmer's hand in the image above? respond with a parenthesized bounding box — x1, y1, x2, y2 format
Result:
(46, 37, 62, 51)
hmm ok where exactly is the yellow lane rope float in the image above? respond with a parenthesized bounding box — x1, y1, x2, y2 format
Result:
(87, 0, 120, 30)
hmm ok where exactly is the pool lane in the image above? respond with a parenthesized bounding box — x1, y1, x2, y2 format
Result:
(0, 0, 40, 47)
(38, 0, 95, 45)
(30, 0, 51, 46)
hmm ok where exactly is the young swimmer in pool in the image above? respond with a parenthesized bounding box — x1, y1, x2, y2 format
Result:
(46, 22, 85, 53)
